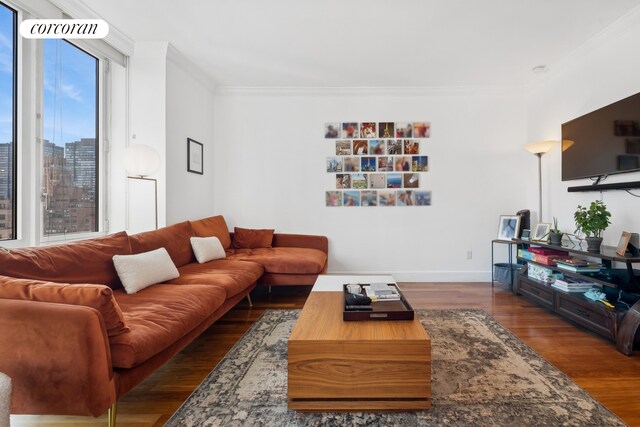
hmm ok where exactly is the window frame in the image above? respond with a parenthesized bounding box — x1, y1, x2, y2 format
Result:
(0, 0, 18, 242)
(37, 38, 107, 244)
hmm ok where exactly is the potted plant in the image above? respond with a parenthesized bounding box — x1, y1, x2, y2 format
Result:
(549, 217, 563, 246)
(573, 200, 611, 252)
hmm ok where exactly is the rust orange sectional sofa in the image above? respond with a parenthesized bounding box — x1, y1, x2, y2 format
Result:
(0, 215, 327, 419)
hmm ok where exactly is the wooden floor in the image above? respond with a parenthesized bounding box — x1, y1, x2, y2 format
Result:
(11, 282, 640, 427)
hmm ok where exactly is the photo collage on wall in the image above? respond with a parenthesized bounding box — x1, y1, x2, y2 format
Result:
(325, 122, 432, 207)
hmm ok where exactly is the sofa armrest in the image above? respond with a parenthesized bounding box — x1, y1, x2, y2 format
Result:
(272, 233, 328, 254)
(0, 299, 116, 417)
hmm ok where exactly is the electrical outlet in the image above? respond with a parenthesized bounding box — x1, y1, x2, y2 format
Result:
(466, 250, 473, 260)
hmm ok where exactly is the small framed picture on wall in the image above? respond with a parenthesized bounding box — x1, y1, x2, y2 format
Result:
(187, 138, 204, 175)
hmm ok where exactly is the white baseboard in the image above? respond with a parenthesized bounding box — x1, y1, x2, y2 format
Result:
(327, 270, 492, 283)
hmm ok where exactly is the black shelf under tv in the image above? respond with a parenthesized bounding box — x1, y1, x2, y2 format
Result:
(567, 180, 640, 192)
(511, 238, 640, 356)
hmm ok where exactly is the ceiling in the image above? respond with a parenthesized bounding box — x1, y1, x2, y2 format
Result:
(80, 0, 640, 88)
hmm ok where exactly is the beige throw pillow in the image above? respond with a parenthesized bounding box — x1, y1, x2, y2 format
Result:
(113, 247, 179, 294)
(191, 236, 226, 263)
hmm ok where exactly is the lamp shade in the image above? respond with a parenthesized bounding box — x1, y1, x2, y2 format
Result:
(524, 140, 556, 155)
(124, 144, 160, 177)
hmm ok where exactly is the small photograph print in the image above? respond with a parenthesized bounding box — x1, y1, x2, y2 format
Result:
(361, 157, 377, 172)
(336, 174, 351, 189)
(377, 156, 393, 171)
(343, 190, 360, 206)
(343, 157, 360, 172)
(415, 191, 432, 206)
(403, 173, 420, 188)
(626, 138, 640, 154)
(396, 190, 415, 206)
(342, 122, 359, 138)
(379, 191, 396, 206)
(361, 190, 378, 207)
(413, 122, 431, 138)
(378, 122, 395, 138)
(325, 123, 339, 138)
(403, 139, 420, 154)
(336, 140, 352, 155)
(352, 173, 368, 189)
(368, 139, 385, 155)
(386, 173, 402, 189)
(360, 122, 377, 138)
(396, 122, 413, 138)
(368, 173, 386, 189)
(326, 157, 343, 172)
(412, 155, 429, 172)
(387, 140, 403, 155)
(326, 191, 343, 207)
(394, 156, 412, 171)
(353, 140, 368, 155)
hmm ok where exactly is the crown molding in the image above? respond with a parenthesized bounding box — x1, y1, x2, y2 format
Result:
(526, 4, 640, 90)
(166, 44, 217, 94)
(214, 85, 521, 97)
(48, 0, 135, 56)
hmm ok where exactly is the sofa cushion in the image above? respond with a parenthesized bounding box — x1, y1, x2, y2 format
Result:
(226, 247, 327, 274)
(189, 215, 232, 250)
(0, 232, 131, 289)
(113, 248, 180, 294)
(110, 284, 226, 368)
(174, 260, 263, 298)
(129, 222, 194, 267)
(232, 227, 274, 249)
(0, 275, 129, 337)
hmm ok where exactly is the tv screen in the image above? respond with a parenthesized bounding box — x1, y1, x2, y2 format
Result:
(562, 91, 640, 181)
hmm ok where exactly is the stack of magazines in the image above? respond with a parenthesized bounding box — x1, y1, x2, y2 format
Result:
(552, 276, 598, 292)
(554, 259, 602, 273)
(363, 283, 401, 301)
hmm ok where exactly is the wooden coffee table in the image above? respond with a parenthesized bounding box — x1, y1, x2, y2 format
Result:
(288, 275, 431, 411)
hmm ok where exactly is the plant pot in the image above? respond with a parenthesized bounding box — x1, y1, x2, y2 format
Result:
(585, 236, 603, 253)
(549, 232, 563, 246)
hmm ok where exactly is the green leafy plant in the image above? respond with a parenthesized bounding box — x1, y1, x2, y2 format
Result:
(550, 217, 560, 234)
(573, 200, 611, 238)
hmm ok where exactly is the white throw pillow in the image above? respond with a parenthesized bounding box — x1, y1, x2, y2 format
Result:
(191, 236, 226, 263)
(113, 247, 180, 294)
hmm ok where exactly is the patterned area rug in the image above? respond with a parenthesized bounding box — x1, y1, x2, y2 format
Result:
(166, 309, 626, 426)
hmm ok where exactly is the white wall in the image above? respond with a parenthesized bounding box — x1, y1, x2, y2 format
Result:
(165, 47, 216, 224)
(526, 9, 640, 247)
(214, 88, 528, 281)
(127, 42, 167, 232)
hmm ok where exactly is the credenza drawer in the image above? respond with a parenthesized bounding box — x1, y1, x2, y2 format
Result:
(518, 279, 554, 309)
(555, 293, 615, 340)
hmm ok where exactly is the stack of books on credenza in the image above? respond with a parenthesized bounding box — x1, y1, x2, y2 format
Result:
(551, 276, 598, 293)
(518, 247, 572, 266)
(554, 259, 602, 273)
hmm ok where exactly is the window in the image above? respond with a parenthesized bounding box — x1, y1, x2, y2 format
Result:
(0, 1, 16, 241)
(42, 39, 98, 237)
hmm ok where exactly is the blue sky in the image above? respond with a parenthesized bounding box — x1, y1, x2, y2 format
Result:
(0, 4, 14, 145)
(43, 39, 97, 147)
(0, 7, 96, 147)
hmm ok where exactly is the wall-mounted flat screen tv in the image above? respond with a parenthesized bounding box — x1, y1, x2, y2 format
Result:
(562, 91, 640, 181)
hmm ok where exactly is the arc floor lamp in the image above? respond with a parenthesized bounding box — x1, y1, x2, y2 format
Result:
(523, 140, 556, 222)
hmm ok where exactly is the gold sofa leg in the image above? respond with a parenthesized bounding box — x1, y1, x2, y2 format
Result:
(108, 402, 117, 427)
(246, 294, 253, 307)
